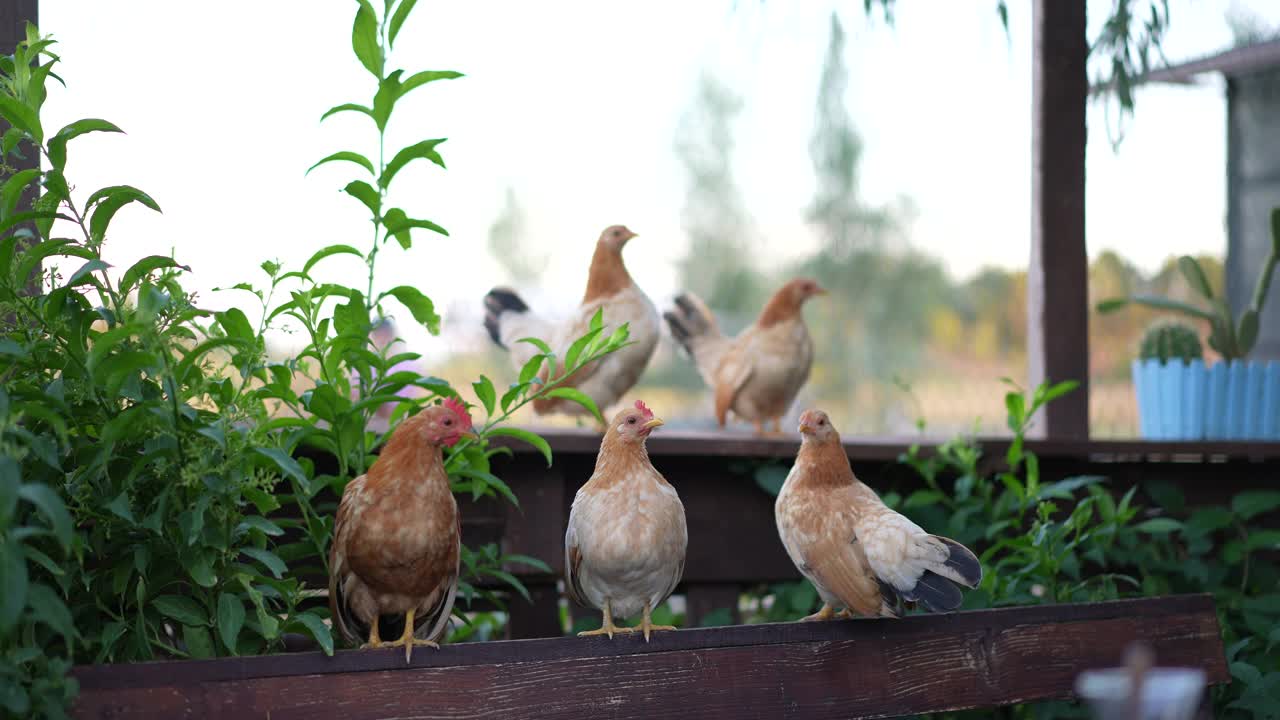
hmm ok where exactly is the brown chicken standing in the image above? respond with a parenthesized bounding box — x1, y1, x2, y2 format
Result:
(775, 409, 982, 619)
(483, 225, 660, 421)
(664, 278, 825, 434)
(329, 399, 474, 662)
(565, 401, 687, 640)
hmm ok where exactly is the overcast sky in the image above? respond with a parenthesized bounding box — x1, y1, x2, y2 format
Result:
(37, 1, 1278, 351)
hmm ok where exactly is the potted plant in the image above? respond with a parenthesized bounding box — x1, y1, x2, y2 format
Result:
(1098, 207, 1280, 440)
(1131, 321, 1207, 439)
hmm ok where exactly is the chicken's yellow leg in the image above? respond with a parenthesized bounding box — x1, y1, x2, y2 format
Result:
(578, 600, 634, 639)
(753, 420, 767, 436)
(801, 603, 838, 622)
(384, 608, 440, 663)
(631, 601, 677, 642)
(361, 618, 383, 649)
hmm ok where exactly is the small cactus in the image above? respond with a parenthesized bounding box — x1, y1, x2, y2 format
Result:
(1139, 321, 1203, 365)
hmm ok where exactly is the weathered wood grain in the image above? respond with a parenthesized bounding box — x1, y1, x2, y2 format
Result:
(73, 595, 1228, 720)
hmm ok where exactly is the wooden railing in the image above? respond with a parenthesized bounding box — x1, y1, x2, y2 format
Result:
(72, 595, 1228, 720)
(473, 429, 1280, 638)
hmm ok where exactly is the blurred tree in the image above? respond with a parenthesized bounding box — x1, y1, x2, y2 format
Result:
(486, 186, 546, 285)
(797, 12, 945, 428)
(674, 72, 769, 327)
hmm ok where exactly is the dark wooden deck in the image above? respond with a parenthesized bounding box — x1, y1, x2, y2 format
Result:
(72, 595, 1228, 720)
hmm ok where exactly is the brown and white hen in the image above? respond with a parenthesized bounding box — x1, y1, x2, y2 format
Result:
(665, 278, 825, 434)
(565, 401, 687, 640)
(329, 399, 474, 662)
(483, 225, 660, 421)
(775, 409, 982, 620)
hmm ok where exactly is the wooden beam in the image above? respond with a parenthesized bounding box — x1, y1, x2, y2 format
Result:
(0, 0, 40, 300)
(71, 595, 1228, 720)
(1029, 0, 1090, 439)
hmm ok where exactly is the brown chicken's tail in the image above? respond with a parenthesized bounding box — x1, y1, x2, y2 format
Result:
(899, 535, 983, 613)
(663, 292, 722, 358)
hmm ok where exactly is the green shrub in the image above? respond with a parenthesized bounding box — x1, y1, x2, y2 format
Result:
(0, 4, 626, 716)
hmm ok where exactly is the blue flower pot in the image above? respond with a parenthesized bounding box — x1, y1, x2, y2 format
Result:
(1133, 359, 1280, 440)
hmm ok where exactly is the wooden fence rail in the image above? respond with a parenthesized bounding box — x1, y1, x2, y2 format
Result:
(72, 595, 1228, 720)
(473, 429, 1280, 638)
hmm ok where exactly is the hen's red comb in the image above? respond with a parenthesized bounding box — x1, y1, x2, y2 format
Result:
(635, 400, 654, 419)
(444, 397, 474, 430)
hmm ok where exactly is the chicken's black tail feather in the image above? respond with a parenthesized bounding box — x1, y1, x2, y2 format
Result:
(663, 292, 710, 357)
(483, 287, 528, 348)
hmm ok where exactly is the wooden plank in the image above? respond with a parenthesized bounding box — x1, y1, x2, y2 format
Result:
(72, 595, 1227, 720)
(0, 1, 40, 299)
(488, 427, 1280, 463)
(1028, 0, 1090, 439)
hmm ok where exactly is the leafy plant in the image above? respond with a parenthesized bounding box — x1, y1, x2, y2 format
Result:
(1138, 320, 1203, 365)
(1098, 207, 1280, 360)
(0, 7, 629, 716)
(230, 0, 628, 640)
(0, 23, 332, 716)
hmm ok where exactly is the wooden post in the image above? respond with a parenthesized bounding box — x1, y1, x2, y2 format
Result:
(1028, 0, 1090, 439)
(1, 0, 40, 300)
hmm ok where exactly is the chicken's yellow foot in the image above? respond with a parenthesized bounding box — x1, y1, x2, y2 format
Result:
(801, 603, 838, 622)
(381, 608, 441, 663)
(360, 618, 384, 649)
(578, 600, 636, 639)
(835, 608, 855, 620)
(629, 601, 677, 642)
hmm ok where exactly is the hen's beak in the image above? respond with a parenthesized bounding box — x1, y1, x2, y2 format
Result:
(641, 417, 664, 431)
(624, 230, 639, 241)
(460, 430, 480, 441)
(798, 422, 815, 435)
(814, 285, 828, 296)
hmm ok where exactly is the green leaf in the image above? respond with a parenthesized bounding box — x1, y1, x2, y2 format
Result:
(1233, 491, 1280, 520)
(473, 375, 496, 416)
(319, 103, 374, 123)
(1103, 295, 1214, 320)
(387, 0, 419, 47)
(517, 336, 553, 355)
(542, 387, 603, 424)
(383, 285, 440, 334)
(1134, 517, 1183, 535)
(241, 547, 287, 579)
(237, 516, 285, 537)
(383, 212, 448, 241)
(753, 465, 788, 497)
(0, 540, 29, 634)
(379, 139, 446, 189)
(47, 118, 122, 170)
(255, 447, 308, 485)
(1245, 530, 1280, 551)
(487, 427, 553, 467)
(343, 180, 380, 216)
(1185, 506, 1235, 535)
(1177, 256, 1215, 300)
(371, 70, 403, 131)
(904, 489, 944, 508)
(183, 624, 216, 659)
(351, 0, 382, 78)
(63, 258, 108, 287)
(397, 70, 464, 100)
(306, 151, 374, 176)
(303, 244, 363, 275)
(1237, 309, 1259, 356)
(17, 482, 73, 551)
(216, 593, 245, 654)
(0, 94, 41, 143)
(26, 584, 74, 641)
(106, 491, 136, 524)
(120, 255, 187, 292)
(88, 185, 161, 242)
(217, 307, 255, 340)
(294, 612, 334, 656)
(154, 594, 207, 627)
(0, 168, 40, 216)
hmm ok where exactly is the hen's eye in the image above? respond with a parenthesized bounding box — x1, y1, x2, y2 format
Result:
(817, 419, 825, 425)
(443, 419, 453, 426)
(627, 417, 637, 424)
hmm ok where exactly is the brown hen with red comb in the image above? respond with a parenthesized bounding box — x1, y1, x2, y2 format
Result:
(329, 400, 475, 662)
